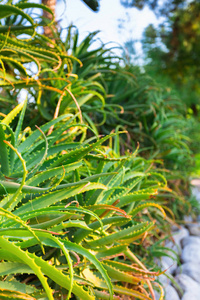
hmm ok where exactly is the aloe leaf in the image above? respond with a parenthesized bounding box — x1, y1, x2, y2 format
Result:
(86, 161, 126, 207)
(48, 235, 74, 300)
(131, 202, 166, 218)
(27, 125, 48, 177)
(104, 260, 160, 276)
(112, 285, 152, 300)
(17, 116, 77, 161)
(0, 230, 113, 299)
(26, 161, 82, 186)
(2, 206, 102, 230)
(102, 262, 141, 284)
(0, 290, 35, 299)
(0, 207, 44, 253)
(0, 56, 28, 76)
(41, 237, 113, 299)
(3, 141, 27, 210)
(16, 3, 54, 22)
(107, 189, 158, 207)
(0, 5, 34, 28)
(29, 251, 95, 300)
(2, 210, 79, 229)
(0, 236, 53, 300)
(93, 290, 121, 300)
(0, 180, 49, 195)
(0, 123, 16, 175)
(0, 262, 32, 276)
(0, 279, 36, 294)
(74, 216, 131, 243)
(0, 240, 94, 300)
(18, 114, 73, 153)
(0, 124, 9, 176)
(0, 175, 108, 195)
(2, 101, 25, 125)
(87, 204, 130, 218)
(14, 100, 27, 146)
(87, 221, 154, 248)
(49, 132, 122, 168)
(0, 25, 34, 33)
(14, 182, 106, 214)
(83, 268, 152, 300)
(33, 219, 92, 231)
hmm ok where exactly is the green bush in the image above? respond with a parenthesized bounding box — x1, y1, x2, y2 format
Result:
(0, 101, 168, 299)
(0, 2, 195, 299)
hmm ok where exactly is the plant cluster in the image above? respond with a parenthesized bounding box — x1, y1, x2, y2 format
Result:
(0, 100, 170, 299)
(0, 1, 196, 299)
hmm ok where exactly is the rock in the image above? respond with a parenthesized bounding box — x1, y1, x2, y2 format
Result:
(155, 284, 180, 300)
(157, 227, 189, 276)
(183, 215, 193, 223)
(174, 274, 200, 296)
(187, 223, 200, 236)
(157, 272, 169, 286)
(181, 243, 200, 263)
(176, 262, 200, 284)
(161, 255, 177, 275)
(154, 290, 160, 300)
(165, 285, 180, 300)
(191, 185, 200, 203)
(182, 292, 200, 300)
(172, 227, 189, 249)
(163, 227, 189, 260)
(181, 236, 200, 248)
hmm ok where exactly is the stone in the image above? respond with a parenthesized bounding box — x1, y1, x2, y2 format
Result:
(187, 223, 200, 236)
(157, 273, 169, 286)
(181, 243, 200, 263)
(162, 227, 189, 261)
(182, 292, 200, 300)
(191, 185, 200, 203)
(155, 285, 180, 300)
(181, 236, 200, 248)
(183, 215, 193, 223)
(171, 227, 189, 249)
(154, 290, 160, 300)
(176, 262, 200, 284)
(165, 285, 180, 300)
(160, 255, 177, 275)
(174, 274, 200, 296)
(156, 227, 189, 276)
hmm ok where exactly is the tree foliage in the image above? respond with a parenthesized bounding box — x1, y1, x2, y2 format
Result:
(142, 1, 200, 115)
(120, 0, 189, 16)
(81, 0, 100, 11)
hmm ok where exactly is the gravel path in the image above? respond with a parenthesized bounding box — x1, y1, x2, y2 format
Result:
(155, 181, 200, 300)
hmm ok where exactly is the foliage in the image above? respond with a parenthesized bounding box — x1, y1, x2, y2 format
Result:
(0, 2, 196, 299)
(142, 1, 200, 116)
(0, 0, 59, 115)
(120, 0, 189, 17)
(0, 8, 108, 127)
(57, 30, 193, 171)
(1, 5, 192, 175)
(0, 101, 169, 300)
(81, 0, 100, 11)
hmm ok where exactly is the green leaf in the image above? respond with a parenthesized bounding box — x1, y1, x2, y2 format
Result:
(0, 124, 9, 176)
(0, 236, 53, 300)
(87, 222, 154, 247)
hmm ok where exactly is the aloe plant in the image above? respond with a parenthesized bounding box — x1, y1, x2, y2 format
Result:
(0, 101, 169, 299)
(0, 3, 189, 299)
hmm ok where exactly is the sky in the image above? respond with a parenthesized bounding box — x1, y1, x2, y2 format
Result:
(56, 0, 163, 58)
